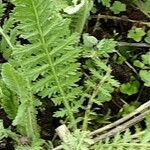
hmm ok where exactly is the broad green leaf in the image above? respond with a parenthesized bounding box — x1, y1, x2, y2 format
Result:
(133, 60, 145, 68)
(110, 1, 126, 14)
(142, 52, 150, 65)
(101, 0, 111, 7)
(145, 30, 150, 44)
(128, 27, 146, 42)
(120, 80, 140, 95)
(140, 0, 150, 14)
(140, 70, 150, 87)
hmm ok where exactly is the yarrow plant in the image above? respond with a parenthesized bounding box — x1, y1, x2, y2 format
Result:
(0, 0, 150, 150)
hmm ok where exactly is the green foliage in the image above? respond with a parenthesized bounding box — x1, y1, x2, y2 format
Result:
(64, 0, 93, 34)
(128, 27, 146, 42)
(94, 127, 150, 150)
(145, 30, 150, 44)
(9, 0, 83, 129)
(134, 52, 150, 87)
(0, 120, 8, 140)
(0, 2, 4, 19)
(5, 0, 118, 132)
(133, 0, 150, 18)
(2, 63, 28, 97)
(119, 102, 140, 116)
(0, 81, 18, 119)
(62, 118, 150, 150)
(2, 63, 40, 140)
(101, 0, 126, 14)
(0, 0, 150, 149)
(110, 1, 126, 14)
(101, 0, 111, 7)
(0, 17, 18, 60)
(142, 52, 150, 65)
(82, 39, 119, 130)
(96, 39, 117, 57)
(120, 80, 140, 95)
(62, 130, 93, 150)
(0, 119, 20, 143)
(0, 1, 96, 147)
(134, 60, 145, 68)
(140, 70, 150, 86)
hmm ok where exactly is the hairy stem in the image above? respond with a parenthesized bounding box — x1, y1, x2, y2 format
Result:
(82, 68, 111, 131)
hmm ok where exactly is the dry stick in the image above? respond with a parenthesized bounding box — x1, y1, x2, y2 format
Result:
(94, 109, 150, 142)
(92, 14, 150, 27)
(53, 109, 150, 150)
(53, 100, 150, 150)
(90, 100, 150, 136)
(118, 42, 150, 48)
(55, 125, 71, 143)
(53, 145, 63, 150)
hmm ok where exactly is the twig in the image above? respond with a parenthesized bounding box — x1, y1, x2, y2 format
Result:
(53, 110, 150, 150)
(94, 109, 150, 142)
(53, 145, 63, 150)
(115, 50, 138, 75)
(53, 100, 150, 150)
(91, 14, 150, 27)
(117, 42, 150, 48)
(55, 125, 71, 143)
(90, 100, 150, 136)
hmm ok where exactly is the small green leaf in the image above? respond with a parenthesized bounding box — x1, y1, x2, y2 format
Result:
(128, 27, 146, 42)
(97, 39, 117, 57)
(120, 80, 140, 95)
(83, 33, 98, 48)
(120, 102, 140, 117)
(141, 0, 150, 14)
(101, 0, 111, 7)
(144, 30, 150, 44)
(140, 70, 150, 87)
(133, 60, 145, 68)
(142, 52, 150, 65)
(110, 1, 126, 14)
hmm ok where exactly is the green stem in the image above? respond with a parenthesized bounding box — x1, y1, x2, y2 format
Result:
(31, 0, 76, 129)
(82, 69, 111, 131)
